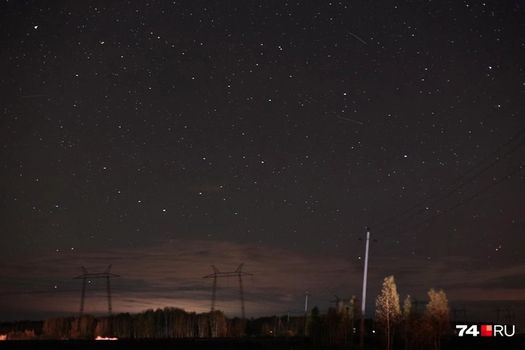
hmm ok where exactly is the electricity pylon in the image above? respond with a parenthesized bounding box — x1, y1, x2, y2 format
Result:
(73, 265, 119, 317)
(203, 263, 252, 319)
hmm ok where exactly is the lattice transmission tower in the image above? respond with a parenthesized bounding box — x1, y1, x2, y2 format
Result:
(203, 263, 252, 320)
(73, 264, 119, 317)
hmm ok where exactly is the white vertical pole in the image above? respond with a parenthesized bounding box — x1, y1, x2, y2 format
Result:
(304, 291, 309, 335)
(361, 229, 370, 315)
(360, 228, 371, 349)
(304, 291, 309, 314)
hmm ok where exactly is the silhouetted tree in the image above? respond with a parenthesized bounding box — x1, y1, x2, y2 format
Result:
(71, 315, 96, 339)
(401, 295, 413, 350)
(308, 306, 323, 345)
(42, 317, 74, 339)
(424, 289, 449, 350)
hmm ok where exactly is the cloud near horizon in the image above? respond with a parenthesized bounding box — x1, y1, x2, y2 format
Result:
(1, 239, 524, 321)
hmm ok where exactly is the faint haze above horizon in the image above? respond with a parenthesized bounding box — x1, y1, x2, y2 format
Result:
(1, 239, 525, 333)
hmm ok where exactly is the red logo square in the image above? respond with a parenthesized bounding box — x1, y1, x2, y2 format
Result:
(481, 324, 492, 337)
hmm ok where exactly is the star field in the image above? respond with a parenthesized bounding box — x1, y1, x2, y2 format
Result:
(0, 0, 524, 320)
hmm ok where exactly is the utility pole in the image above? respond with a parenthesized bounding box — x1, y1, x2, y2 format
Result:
(504, 308, 516, 324)
(106, 275, 113, 314)
(203, 263, 252, 320)
(208, 266, 219, 312)
(359, 227, 371, 350)
(304, 290, 309, 335)
(238, 269, 246, 319)
(495, 308, 502, 323)
(330, 295, 341, 312)
(304, 291, 309, 315)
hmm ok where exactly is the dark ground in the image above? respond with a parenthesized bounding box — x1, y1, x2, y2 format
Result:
(0, 336, 525, 350)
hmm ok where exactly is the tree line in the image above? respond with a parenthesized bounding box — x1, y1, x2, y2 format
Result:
(374, 275, 450, 350)
(303, 275, 451, 350)
(1, 275, 451, 349)
(1, 308, 308, 340)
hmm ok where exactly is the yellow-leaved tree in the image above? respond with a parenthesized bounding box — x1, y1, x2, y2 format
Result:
(375, 275, 401, 350)
(424, 288, 450, 350)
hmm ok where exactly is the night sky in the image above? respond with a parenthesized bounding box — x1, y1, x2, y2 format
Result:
(1, 0, 524, 325)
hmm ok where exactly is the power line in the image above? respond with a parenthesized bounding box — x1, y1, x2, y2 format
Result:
(373, 128, 525, 235)
(383, 164, 523, 239)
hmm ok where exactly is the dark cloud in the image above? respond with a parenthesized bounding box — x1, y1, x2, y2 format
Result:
(1, 240, 525, 320)
(458, 273, 525, 291)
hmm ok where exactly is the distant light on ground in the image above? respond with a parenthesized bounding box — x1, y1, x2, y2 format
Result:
(95, 336, 118, 341)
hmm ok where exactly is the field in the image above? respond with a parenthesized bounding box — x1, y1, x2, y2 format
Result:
(1, 336, 525, 350)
